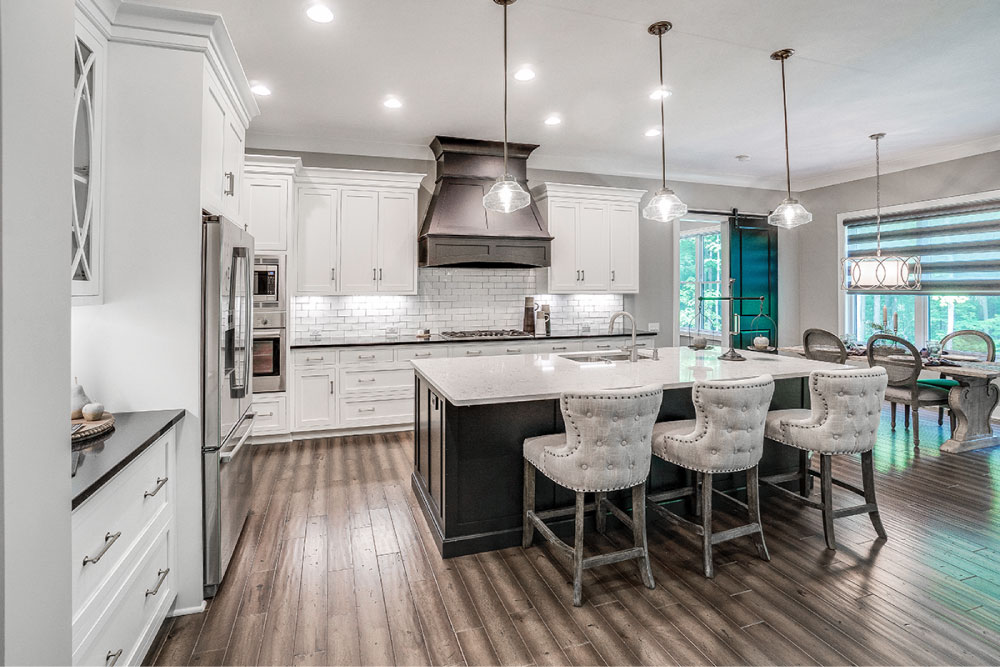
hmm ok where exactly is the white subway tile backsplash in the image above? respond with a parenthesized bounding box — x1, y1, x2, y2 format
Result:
(292, 268, 625, 337)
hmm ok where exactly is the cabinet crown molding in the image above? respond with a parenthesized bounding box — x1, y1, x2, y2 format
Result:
(298, 167, 426, 190)
(245, 155, 304, 177)
(536, 182, 646, 203)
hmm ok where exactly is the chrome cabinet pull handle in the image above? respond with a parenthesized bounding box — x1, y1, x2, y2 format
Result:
(581, 270, 585, 281)
(145, 568, 170, 597)
(224, 172, 235, 196)
(379, 268, 383, 281)
(358, 378, 376, 383)
(306, 356, 325, 362)
(144, 477, 168, 499)
(553, 346, 567, 351)
(612, 270, 616, 281)
(83, 532, 121, 566)
(106, 649, 123, 666)
(596, 344, 611, 349)
(373, 268, 377, 281)
(467, 350, 482, 356)
(258, 411, 274, 417)
(330, 380, 335, 395)
(414, 352, 431, 357)
(358, 354, 376, 360)
(506, 348, 519, 353)
(331, 268, 335, 281)
(358, 407, 376, 413)
(576, 270, 580, 280)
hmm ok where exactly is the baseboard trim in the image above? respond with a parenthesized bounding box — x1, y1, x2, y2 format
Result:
(290, 423, 413, 440)
(169, 601, 207, 617)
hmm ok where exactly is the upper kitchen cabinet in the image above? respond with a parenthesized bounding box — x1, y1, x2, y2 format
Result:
(72, 11, 107, 305)
(535, 183, 644, 294)
(244, 156, 301, 252)
(294, 169, 424, 296)
(201, 63, 250, 222)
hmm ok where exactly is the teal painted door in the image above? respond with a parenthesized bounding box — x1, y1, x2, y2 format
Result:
(729, 213, 778, 350)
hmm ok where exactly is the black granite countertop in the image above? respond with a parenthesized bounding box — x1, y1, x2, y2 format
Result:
(291, 330, 657, 349)
(72, 409, 185, 510)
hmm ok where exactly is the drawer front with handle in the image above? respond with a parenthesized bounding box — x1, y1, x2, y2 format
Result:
(533, 340, 585, 354)
(74, 527, 173, 666)
(501, 343, 533, 355)
(339, 348, 394, 365)
(293, 350, 335, 367)
(396, 346, 449, 362)
(72, 432, 170, 614)
(252, 395, 287, 435)
(448, 345, 505, 358)
(339, 366, 414, 395)
(340, 396, 414, 426)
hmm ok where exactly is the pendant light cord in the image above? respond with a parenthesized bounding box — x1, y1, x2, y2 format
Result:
(780, 57, 791, 199)
(875, 134, 882, 257)
(502, 2, 509, 176)
(658, 33, 666, 190)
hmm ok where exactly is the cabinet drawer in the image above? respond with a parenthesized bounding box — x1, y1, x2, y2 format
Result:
(339, 348, 395, 365)
(396, 346, 449, 362)
(583, 338, 620, 352)
(340, 396, 414, 426)
(340, 366, 414, 395)
(294, 350, 336, 367)
(74, 526, 173, 666)
(72, 433, 171, 616)
(499, 342, 535, 355)
(252, 395, 287, 434)
(448, 345, 505, 358)
(533, 340, 584, 354)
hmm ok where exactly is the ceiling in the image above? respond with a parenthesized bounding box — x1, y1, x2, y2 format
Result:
(129, 0, 1000, 190)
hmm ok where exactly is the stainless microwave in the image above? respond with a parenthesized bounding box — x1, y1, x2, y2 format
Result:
(253, 255, 284, 310)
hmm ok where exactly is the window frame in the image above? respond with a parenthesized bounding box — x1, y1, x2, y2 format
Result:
(679, 228, 723, 337)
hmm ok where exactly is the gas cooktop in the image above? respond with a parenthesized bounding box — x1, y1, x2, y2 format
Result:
(440, 329, 533, 339)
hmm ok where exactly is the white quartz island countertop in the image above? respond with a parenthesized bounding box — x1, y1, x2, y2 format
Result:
(411, 346, 850, 406)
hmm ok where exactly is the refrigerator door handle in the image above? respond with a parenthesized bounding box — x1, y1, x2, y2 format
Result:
(220, 413, 255, 463)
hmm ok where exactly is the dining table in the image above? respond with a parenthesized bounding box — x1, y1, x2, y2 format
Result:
(780, 346, 1000, 454)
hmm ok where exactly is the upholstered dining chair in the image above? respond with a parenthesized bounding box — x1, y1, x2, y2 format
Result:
(803, 328, 849, 364)
(646, 375, 774, 578)
(762, 368, 889, 549)
(522, 384, 663, 607)
(918, 330, 996, 429)
(866, 334, 948, 448)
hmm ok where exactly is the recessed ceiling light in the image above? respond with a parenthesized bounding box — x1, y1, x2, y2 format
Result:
(383, 96, 403, 109)
(544, 115, 562, 126)
(645, 128, 661, 137)
(306, 4, 333, 23)
(250, 83, 272, 96)
(649, 87, 672, 100)
(514, 66, 536, 81)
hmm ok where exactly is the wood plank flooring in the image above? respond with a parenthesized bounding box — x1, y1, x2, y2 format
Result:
(147, 409, 1000, 666)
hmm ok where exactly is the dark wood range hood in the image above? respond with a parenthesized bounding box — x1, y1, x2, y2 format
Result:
(418, 136, 552, 268)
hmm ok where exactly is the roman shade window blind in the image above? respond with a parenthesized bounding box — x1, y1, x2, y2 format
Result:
(844, 200, 1000, 294)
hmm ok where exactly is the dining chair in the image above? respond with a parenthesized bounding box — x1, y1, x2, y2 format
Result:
(522, 384, 663, 607)
(866, 334, 948, 448)
(802, 328, 848, 364)
(917, 330, 996, 428)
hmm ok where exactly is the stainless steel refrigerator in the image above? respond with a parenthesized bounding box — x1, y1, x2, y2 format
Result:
(202, 214, 256, 598)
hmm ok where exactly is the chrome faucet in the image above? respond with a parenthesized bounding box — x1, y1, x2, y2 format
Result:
(608, 311, 639, 362)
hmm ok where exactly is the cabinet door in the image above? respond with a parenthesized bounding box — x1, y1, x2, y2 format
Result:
(609, 204, 639, 292)
(377, 191, 417, 294)
(246, 177, 289, 251)
(201, 75, 227, 214)
(547, 200, 580, 293)
(339, 190, 379, 293)
(297, 188, 338, 293)
(222, 116, 245, 221)
(293, 368, 336, 430)
(577, 203, 611, 291)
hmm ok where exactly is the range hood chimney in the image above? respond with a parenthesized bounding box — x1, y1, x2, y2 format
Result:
(419, 136, 552, 268)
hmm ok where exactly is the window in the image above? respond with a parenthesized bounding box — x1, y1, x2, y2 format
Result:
(680, 230, 722, 336)
(843, 195, 1000, 347)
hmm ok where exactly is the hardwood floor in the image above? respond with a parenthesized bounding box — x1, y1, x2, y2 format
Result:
(147, 411, 1000, 666)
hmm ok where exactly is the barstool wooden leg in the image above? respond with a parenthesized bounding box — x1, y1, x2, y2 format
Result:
(912, 406, 920, 447)
(572, 492, 585, 607)
(595, 492, 607, 535)
(890, 402, 897, 429)
(522, 460, 536, 549)
(701, 472, 714, 578)
(746, 466, 770, 562)
(820, 455, 836, 550)
(631, 483, 655, 589)
(938, 406, 944, 426)
(686, 469, 699, 516)
(862, 451, 887, 540)
(798, 450, 810, 497)
(904, 404, 910, 429)
(694, 471, 703, 517)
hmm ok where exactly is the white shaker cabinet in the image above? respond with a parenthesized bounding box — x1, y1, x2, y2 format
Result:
(201, 65, 246, 223)
(376, 191, 418, 294)
(244, 156, 301, 252)
(297, 187, 340, 293)
(339, 190, 380, 293)
(293, 366, 338, 431)
(536, 183, 644, 295)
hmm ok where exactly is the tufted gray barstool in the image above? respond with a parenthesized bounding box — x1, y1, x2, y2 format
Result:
(522, 384, 663, 607)
(646, 375, 775, 578)
(762, 368, 889, 550)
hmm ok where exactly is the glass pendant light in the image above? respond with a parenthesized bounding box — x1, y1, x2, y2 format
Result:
(483, 0, 530, 214)
(768, 49, 812, 229)
(643, 21, 687, 223)
(841, 133, 921, 290)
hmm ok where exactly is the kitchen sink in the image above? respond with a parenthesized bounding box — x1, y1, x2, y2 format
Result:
(559, 352, 650, 363)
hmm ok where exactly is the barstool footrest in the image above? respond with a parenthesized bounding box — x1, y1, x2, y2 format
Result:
(534, 502, 597, 522)
(525, 510, 574, 559)
(760, 478, 825, 510)
(601, 496, 636, 529)
(647, 498, 705, 536)
(832, 503, 878, 519)
(711, 522, 762, 545)
(583, 547, 646, 569)
(647, 486, 696, 504)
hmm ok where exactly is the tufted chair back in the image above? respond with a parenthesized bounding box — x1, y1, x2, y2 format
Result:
(655, 375, 775, 473)
(778, 368, 888, 454)
(541, 384, 663, 493)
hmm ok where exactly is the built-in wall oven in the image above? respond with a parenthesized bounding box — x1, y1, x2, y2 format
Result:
(253, 255, 285, 311)
(253, 311, 286, 393)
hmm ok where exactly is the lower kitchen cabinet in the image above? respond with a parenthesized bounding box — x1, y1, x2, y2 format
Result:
(251, 393, 288, 435)
(293, 366, 337, 431)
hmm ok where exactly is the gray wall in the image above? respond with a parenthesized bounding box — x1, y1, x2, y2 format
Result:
(0, 0, 74, 662)
(250, 148, 796, 344)
(797, 150, 1000, 335)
